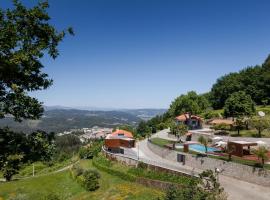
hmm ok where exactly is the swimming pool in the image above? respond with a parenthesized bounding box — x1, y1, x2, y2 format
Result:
(189, 144, 220, 153)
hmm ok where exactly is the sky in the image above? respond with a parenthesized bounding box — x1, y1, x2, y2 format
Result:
(1, 0, 270, 109)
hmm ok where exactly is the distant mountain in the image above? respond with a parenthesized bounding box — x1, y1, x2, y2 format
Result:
(0, 109, 141, 133)
(121, 109, 167, 120)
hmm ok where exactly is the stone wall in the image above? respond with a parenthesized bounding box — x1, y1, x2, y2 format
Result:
(136, 177, 182, 191)
(103, 148, 193, 178)
(102, 149, 187, 190)
(147, 141, 270, 186)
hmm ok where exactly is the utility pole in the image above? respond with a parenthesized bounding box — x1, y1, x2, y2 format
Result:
(32, 163, 35, 177)
(137, 141, 139, 161)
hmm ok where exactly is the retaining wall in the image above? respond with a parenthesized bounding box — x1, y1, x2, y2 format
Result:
(147, 141, 270, 186)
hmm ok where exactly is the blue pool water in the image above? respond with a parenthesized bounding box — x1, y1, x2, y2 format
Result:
(189, 144, 220, 153)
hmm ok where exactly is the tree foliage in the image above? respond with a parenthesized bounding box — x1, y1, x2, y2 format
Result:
(79, 140, 102, 159)
(223, 91, 255, 118)
(170, 123, 188, 140)
(198, 135, 208, 153)
(210, 55, 270, 109)
(0, 0, 72, 181)
(0, 0, 73, 121)
(168, 91, 210, 117)
(249, 117, 270, 137)
(0, 128, 55, 180)
(164, 170, 227, 200)
(252, 146, 269, 167)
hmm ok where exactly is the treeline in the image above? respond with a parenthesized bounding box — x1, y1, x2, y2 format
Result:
(134, 55, 270, 135)
(210, 55, 270, 109)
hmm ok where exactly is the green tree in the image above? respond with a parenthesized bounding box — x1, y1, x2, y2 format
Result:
(163, 170, 227, 200)
(175, 124, 188, 141)
(235, 117, 245, 136)
(0, 128, 56, 180)
(0, 0, 73, 121)
(252, 146, 269, 167)
(137, 121, 151, 137)
(168, 91, 210, 117)
(198, 135, 208, 153)
(210, 55, 270, 109)
(249, 117, 270, 137)
(226, 145, 235, 161)
(1, 154, 23, 181)
(224, 91, 255, 119)
(0, 0, 73, 181)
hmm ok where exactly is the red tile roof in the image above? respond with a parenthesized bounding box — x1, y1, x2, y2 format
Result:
(175, 113, 202, 121)
(111, 129, 133, 138)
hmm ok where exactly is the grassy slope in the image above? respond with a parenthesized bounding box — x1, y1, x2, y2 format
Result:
(150, 137, 173, 147)
(210, 105, 270, 116)
(0, 160, 163, 200)
(208, 105, 270, 138)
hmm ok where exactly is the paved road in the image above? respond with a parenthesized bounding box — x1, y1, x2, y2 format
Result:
(136, 130, 270, 200)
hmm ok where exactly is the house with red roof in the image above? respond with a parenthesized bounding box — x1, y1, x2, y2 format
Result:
(175, 113, 202, 129)
(104, 129, 135, 153)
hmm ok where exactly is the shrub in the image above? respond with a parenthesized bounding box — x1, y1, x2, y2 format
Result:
(82, 170, 100, 191)
(70, 163, 100, 191)
(92, 157, 136, 182)
(79, 141, 102, 159)
(137, 161, 148, 169)
(212, 123, 231, 131)
(70, 164, 84, 179)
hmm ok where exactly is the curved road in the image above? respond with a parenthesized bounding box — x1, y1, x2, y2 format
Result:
(137, 130, 270, 200)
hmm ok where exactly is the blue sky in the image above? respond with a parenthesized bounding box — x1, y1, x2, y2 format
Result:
(2, 0, 270, 109)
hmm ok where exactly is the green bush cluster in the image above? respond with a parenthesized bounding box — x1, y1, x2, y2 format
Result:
(70, 164, 100, 191)
(92, 157, 136, 182)
(79, 141, 102, 159)
(212, 123, 231, 131)
(93, 155, 196, 186)
(128, 167, 196, 186)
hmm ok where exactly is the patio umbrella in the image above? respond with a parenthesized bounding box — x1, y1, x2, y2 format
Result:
(256, 141, 267, 147)
(215, 141, 227, 147)
(212, 137, 223, 144)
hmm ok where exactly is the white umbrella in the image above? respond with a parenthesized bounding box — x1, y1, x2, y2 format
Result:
(213, 136, 223, 140)
(256, 141, 267, 146)
(215, 141, 227, 147)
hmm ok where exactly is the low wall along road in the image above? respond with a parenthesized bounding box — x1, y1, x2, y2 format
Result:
(147, 141, 270, 186)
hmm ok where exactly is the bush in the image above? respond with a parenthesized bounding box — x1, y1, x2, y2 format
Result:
(92, 157, 136, 182)
(137, 161, 148, 169)
(203, 111, 220, 119)
(214, 131, 229, 136)
(82, 170, 100, 191)
(79, 141, 102, 159)
(212, 123, 231, 131)
(70, 164, 84, 179)
(70, 165, 100, 191)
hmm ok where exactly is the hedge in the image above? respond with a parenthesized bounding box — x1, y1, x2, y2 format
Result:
(92, 157, 136, 182)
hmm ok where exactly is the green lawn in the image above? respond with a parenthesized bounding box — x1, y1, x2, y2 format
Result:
(229, 129, 270, 138)
(150, 137, 174, 147)
(207, 105, 270, 117)
(93, 155, 195, 186)
(208, 154, 270, 170)
(0, 160, 163, 200)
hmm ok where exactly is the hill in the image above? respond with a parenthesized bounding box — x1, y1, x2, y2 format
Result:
(0, 109, 141, 133)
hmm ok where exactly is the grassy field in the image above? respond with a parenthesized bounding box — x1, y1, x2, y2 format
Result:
(208, 105, 270, 116)
(0, 160, 163, 200)
(150, 137, 174, 147)
(229, 129, 270, 138)
(92, 155, 195, 186)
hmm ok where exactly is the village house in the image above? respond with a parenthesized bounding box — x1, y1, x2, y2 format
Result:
(175, 113, 202, 129)
(104, 129, 135, 153)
